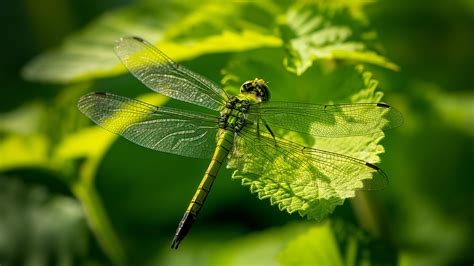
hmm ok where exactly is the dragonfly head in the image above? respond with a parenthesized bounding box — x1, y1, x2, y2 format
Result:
(241, 78, 270, 102)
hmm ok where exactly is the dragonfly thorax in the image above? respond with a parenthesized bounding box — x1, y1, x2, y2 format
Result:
(219, 97, 251, 132)
(241, 78, 270, 102)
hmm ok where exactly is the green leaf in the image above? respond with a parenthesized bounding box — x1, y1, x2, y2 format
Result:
(154, 222, 312, 266)
(277, 222, 344, 266)
(280, 2, 399, 75)
(0, 83, 92, 174)
(0, 81, 168, 264)
(208, 223, 310, 266)
(55, 93, 168, 182)
(57, 93, 168, 264)
(415, 82, 474, 137)
(0, 103, 51, 170)
(224, 50, 390, 220)
(0, 176, 89, 265)
(0, 134, 51, 171)
(22, 1, 281, 83)
(277, 220, 397, 266)
(153, 220, 396, 265)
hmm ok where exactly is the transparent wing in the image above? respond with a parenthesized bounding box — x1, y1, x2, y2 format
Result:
(77, 92, 219, 159)
(247, 102, 403, 137)
(114, 36, 229, 111)
(228, 126, 387, 197)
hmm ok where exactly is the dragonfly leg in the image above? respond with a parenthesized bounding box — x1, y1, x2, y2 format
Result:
(261, 118, 275, 139)
(256, 119, 261, 139)
(261, 118, 277, 146)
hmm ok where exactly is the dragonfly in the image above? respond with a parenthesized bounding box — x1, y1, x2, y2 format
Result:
(77, 36, 403, 249)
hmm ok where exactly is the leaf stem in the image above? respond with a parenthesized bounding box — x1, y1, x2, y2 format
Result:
(72, 181, 125, 265)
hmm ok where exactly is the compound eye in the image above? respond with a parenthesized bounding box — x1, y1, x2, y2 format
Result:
(256, 82, 270, 102)
(240, 79, 270, 102)
(240, 81, 254, 93)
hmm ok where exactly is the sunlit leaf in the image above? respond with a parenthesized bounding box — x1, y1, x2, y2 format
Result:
(280, 2, 399, 75)
(277, 220, 397, 266)
(22, 1, 281, 83)
(224, 53, 390, 220)
(0, 85, 167, 264)
(0, 83, 91, 174)
(55, 93, 168, 183)
(155, 222, 312, 266)
(277, 222, 343, 266)
(57, 92, 167, 263)
(0, 134, 50, 171)
(0, 104, 50, 170)
(208, 223, 310, 266)
(0, 103, 45, 134)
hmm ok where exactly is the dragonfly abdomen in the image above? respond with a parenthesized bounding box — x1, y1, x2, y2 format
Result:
(171, 129, 234, 249)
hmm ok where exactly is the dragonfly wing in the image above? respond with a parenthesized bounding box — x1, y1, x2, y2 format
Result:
(78, 92, 219, 159)
(114, 36, 229, 111)
(247, 102, 403, 138)
(227, 127, 387, 199)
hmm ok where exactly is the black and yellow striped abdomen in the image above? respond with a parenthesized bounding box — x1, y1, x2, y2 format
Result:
(171, 129, 234, 249)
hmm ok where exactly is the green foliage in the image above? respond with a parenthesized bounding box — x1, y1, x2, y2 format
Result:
(8, 0, 397, 262)
(17, 0, 398, 233)
(0, 84, 171, 264)
(0, 84, 130, 264)
(22, 0, 282, 83)
(153, 223, 310, 266)
(0, 84, 90, 175)
(0, 176, 89, 265)
(279, 2, 399, 75)
(226, 60, 387, 220)
(208, 223, 310, 266)
(2, 0, 473, 265)
(277, 221, 396, 266)
(154, 221, 396, 266)
(277, 222, 344, 266)
(22, 0, 397, 83)
(414, 83, 474, 136)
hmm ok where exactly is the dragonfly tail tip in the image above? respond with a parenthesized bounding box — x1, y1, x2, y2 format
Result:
(170, 211, 196, 250)
(171, 237, 180, 249)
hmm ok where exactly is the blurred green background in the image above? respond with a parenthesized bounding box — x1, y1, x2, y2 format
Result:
(0, 0, 472, 265)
